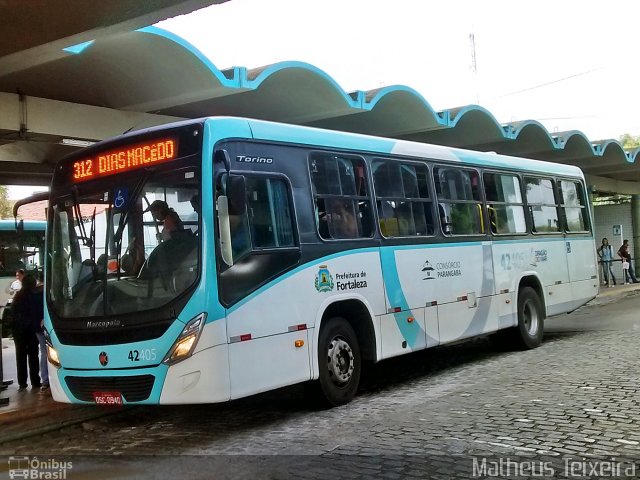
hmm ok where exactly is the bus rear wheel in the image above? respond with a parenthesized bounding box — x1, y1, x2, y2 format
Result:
(316, 317, 361, 407)
(513, 286, 544, 349)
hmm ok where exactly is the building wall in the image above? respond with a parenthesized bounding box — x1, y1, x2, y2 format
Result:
(593, 202, 635, 282)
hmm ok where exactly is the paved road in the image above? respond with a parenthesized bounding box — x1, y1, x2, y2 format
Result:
(1, 292, 639, 479)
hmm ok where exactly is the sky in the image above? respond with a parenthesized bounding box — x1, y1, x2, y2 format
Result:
(158, 0, 640, 139)
(7, 0, 640, 199)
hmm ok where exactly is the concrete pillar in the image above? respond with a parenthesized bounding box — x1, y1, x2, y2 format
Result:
(588, 190, 595, 231)
(632, 195, 640, 271)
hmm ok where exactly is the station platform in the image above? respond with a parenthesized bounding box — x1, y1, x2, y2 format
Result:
(590, 279, 640, 304)
(0, 281, 639, 444)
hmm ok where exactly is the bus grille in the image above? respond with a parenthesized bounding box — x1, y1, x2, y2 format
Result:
(65, 375, 155, 402)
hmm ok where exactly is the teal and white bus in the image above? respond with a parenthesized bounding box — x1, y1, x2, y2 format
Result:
(44, 117, 598, 406)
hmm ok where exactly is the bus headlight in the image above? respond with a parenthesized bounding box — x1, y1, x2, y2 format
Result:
(44, 329, 61, 369)
(163, 313, 206, 365)
(47, 345, 61, 369)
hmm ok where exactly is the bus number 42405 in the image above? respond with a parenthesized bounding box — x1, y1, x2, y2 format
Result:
(128, 349, 157, 362)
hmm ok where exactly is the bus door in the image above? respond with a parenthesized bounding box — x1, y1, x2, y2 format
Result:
(523, 176, 570, 316)
(379, 246, 430, 359)
(559, 180, 597, 308)
(373, 160, 435, 359)
(432, 167, 494, 344)
(216, 163, 309, 400)
(430, 241, 494, 345)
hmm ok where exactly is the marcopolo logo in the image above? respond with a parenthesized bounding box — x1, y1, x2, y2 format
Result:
(315, 265, 334, 292)
(99, 351, 109, 367)
(9, 456, 73, 479)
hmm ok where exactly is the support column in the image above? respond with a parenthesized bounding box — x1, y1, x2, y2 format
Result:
(588, 190, 595, 231)
(632, 195, 640, 272)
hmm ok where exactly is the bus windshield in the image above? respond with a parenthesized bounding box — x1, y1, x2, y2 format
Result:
(0, 222, 45, 274)
(0, 220, 46, 309)
(47, 166, 200, 318)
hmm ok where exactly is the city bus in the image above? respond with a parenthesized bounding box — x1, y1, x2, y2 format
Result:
(0, 219, 47, 334)
(43, 117, 598, 406)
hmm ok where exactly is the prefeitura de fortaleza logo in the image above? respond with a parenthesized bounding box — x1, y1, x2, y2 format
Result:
(315, 265, 334, 292)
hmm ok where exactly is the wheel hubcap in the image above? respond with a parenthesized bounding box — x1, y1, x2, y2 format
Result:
(522, 298, 539, 336)
(326, 336, 354, 386)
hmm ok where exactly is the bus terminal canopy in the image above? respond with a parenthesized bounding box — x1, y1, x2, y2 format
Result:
(1, 23, 639, 193)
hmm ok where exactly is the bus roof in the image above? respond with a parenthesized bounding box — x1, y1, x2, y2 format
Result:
(54, 116, 585, 181)
(237, 117, 585, 179)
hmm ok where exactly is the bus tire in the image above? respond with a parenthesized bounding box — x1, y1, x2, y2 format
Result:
(513, 286, 544, 349)
(315, 317, 361, 407)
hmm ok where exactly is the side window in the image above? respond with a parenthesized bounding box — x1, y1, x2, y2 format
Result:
(309, 153, 373, 240)
(373, 160, 434, 237)
(433, 167, 483, 235)
(229, 176, 296, 259)
(524, 177, 560, 233)
(560, 180, 588, 232)
(483, 173, 527, 235)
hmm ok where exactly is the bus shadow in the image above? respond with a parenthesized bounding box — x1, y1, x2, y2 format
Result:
(359, 337, 502, 395)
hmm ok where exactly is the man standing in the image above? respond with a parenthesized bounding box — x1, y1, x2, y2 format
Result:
(617, 239, 639, 284)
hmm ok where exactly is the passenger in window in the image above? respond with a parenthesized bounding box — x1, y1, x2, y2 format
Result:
(438, 204, 453, 235)
(329, 200, 359, 239)
(488, 206, 498, 234)
(122, 236, 146, 276)
(146, 200, 184, 241)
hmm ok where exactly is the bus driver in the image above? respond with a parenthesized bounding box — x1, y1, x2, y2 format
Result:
(145, 200, 184, 241)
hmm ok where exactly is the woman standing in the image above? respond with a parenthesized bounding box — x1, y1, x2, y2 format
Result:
(598, 238, 616, 287)
(12, 274, 41, 391)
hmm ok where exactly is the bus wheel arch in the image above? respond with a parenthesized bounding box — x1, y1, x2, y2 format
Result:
(517, 275, 546, 317)
(513, 276, 546, 349)
(312, 299, 376, 406)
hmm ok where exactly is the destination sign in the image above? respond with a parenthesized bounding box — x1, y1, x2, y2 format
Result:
(70, 138, 178, 183)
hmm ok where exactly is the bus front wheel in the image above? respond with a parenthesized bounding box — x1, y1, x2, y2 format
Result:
(316, 317, 361, 407)
(513, 286, 544, 349)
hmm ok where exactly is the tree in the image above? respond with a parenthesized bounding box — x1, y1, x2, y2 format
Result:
(619, 133, 640, 149)
(0, 186, 13, 219)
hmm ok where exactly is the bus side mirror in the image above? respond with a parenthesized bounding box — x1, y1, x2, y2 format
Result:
(227, 175, 246, 216)
(217, 196, 233, 267)
(214, 149, 231, 172)
(16, 219, 24, 236)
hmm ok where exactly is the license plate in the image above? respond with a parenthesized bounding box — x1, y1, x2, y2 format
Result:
(93, 391, 123, 406)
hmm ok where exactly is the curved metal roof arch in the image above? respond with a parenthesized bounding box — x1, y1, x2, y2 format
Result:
(1, 25, 639, 187)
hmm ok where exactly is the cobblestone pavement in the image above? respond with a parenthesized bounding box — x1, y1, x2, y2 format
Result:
(1, 294, 639, 479)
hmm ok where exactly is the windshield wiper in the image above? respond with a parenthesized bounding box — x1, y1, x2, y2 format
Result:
(71, 186, 93, 248)
(111, 171, 153, 282)
(113, 170, 150, 252)
(90, 207, 96, 264)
